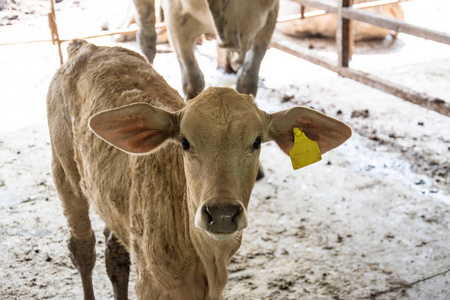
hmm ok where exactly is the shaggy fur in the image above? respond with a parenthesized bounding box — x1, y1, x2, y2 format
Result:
(47, 40, 351, 300)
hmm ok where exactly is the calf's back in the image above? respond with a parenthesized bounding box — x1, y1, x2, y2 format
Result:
(47, 39, 186, 247)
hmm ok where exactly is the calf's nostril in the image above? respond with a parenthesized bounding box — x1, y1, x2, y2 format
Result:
(231, 205, 242, 222)
(205, 205, 214, 224)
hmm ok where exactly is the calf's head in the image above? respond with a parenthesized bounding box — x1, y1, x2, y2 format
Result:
(89, 87, 351, 240)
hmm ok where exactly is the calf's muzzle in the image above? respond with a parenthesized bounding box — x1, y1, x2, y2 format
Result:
(199, 203, 247, 234)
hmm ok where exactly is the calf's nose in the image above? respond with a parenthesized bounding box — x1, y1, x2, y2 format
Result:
(204, 204, 242, 234)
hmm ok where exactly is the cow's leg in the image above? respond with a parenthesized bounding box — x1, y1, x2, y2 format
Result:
(51, 154, 96, 300)
(104, 226, 131, 300)
(236, 9, 278, 97)
(162, 6, 204, 100)
(133, 0, 157, 63)
(217, 47, 236, 74)
(237, 8, 278, 180)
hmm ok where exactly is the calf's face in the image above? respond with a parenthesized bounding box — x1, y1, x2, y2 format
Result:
(89, 87, 351, 240)
(179, 90, 264, 238)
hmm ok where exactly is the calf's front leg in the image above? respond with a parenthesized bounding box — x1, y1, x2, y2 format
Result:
(51, 156, 96, 300)
(104, 226, 131, 300)
(68, 234, 97, 300)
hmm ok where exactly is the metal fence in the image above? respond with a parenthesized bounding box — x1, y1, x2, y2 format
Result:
(4, 0, 449, 115)
(270, 0, 450, 116)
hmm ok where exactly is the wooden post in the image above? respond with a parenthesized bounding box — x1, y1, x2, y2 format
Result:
(337, 0, 354, 68)
(300, 5, 306, 19)
(48, 0, 63, 64)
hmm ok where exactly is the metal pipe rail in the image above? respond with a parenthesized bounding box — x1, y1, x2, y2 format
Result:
(291, 0, 450, 45)
(277, 0, 402, 23)
(273, 0, 450, 116)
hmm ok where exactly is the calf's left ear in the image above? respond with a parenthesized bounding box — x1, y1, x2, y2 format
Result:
(89, 103, 179, 155)
(267, 106, 352, 155)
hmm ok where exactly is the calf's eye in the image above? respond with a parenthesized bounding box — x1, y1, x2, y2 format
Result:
(181, 138, 190, 150)
(253, 137, 262, 149)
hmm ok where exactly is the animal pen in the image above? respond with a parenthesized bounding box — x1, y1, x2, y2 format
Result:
(23, 0, 450, 116)
(1, 1, 449, 298)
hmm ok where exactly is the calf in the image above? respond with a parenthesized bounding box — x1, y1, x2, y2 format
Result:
(133, 0, 280, 99)
(47, 39, 351, 300)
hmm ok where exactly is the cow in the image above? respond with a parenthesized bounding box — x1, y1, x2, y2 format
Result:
(47, 39, 351, 300)
(132, 0, 280, 100)
(277, 0, 404, 41)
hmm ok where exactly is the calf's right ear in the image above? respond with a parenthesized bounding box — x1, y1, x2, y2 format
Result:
(89, 103, 179, 155)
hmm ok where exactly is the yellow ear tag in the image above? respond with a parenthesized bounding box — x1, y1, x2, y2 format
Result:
(289, 127, 322, 170)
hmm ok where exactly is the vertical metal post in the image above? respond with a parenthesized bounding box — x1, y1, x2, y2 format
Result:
(337, 0, 354, 69)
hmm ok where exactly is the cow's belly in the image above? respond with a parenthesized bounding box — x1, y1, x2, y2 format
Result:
(163, 0, 215, 35)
